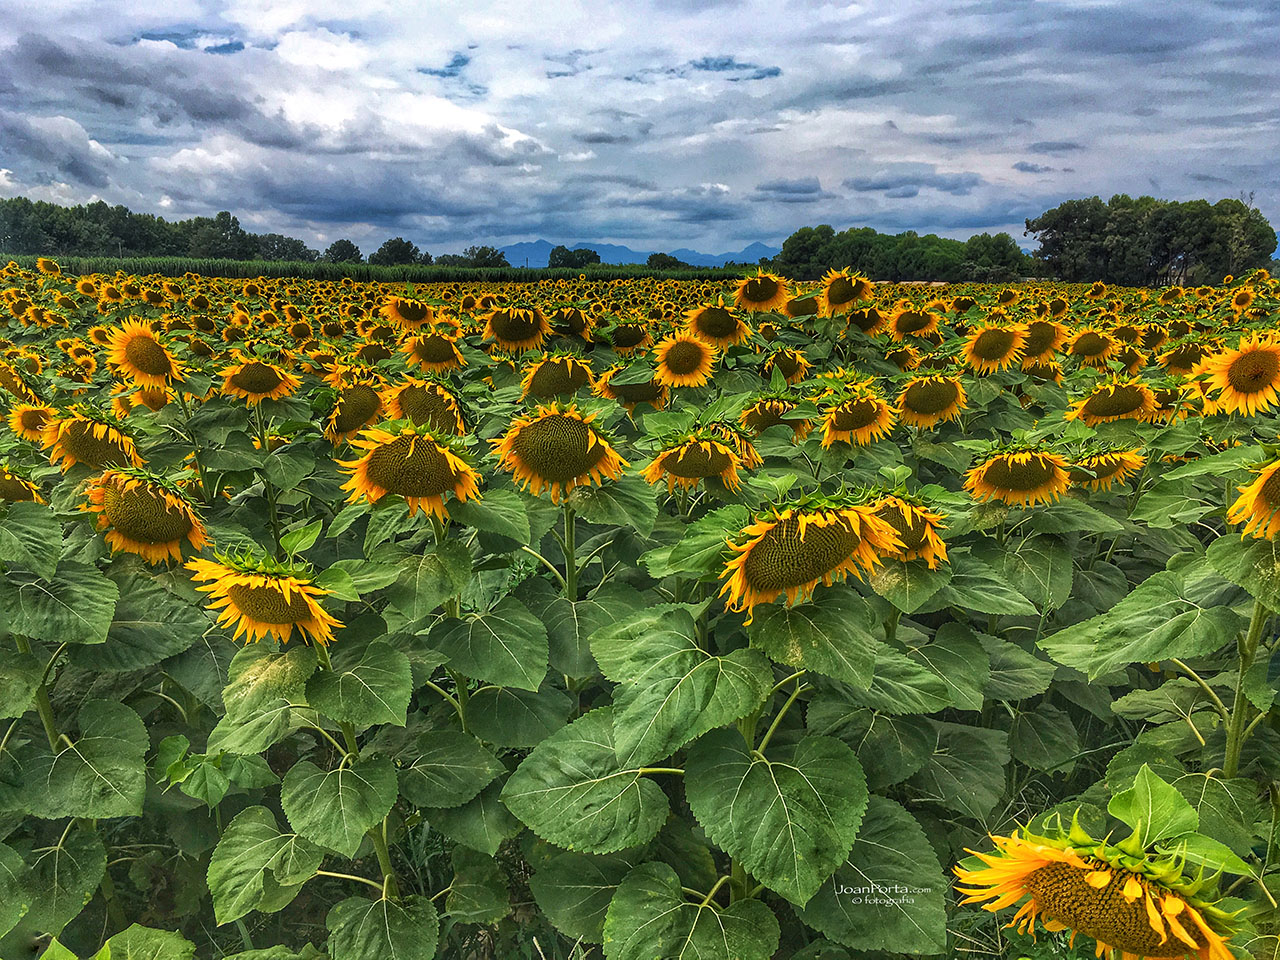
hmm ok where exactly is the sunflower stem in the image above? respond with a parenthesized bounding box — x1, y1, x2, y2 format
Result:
(175, 390, 214, 504)
(448, 669, 470, 734)
(253, 405, 284, 560)
(757, 678, 806, 754)
(368, 820, 399, 898)
(15, 636, 59, 751)
(728, 858, 750, 904)
(1223, 599, 1268, 778)
(696, 875, 730, 908)
(562, 502, 578, 600)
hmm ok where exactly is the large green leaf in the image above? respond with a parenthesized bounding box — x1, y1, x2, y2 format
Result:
(835, 644, 952, 715)
(568, 475, 658, 537)
(922, 550, 1036, 616)
(1108, 764, 1199, 848)
(0, 500, 60, 579)
(26, 700, 147, 819)
(798, 797, 947, 955)
(908, 624, 989, 712)
(92, 924, 197, 960)
(306, 640, 412, 727)
(207, 645, 317, 756)
(281, 758, 398, 858)
(0, 653, 41, 719)
(532, 583, 646, 677)
(207, 807, 323, 924)
(1206, 534, 1280, 611)
(384, 542, 472, 623)
(529, 851, 643, 944)
(501, 708, 670, 854)
(23, 823, 105, 935)
(664, 504, 749, 577)
(868, 560, 952, 614)
(602, 862, 780, 960)
(71, 562, 205, 671)
(397, 730, 503, 808)
(592, 606, 772, 766)
(748, 587, 878, 688)
(444, 847, 509, 924)
(325, 895, 439, 960)
(426, 595, 548, 691)
(447, 489, 530, 543)
(806, 703, 937, 790)
(907, 721, 1009, 820)
(464, 684, 573, 748)
(1010, 704, 1080, 774)
(1172, 774, 1261, 857)
(981, 636, 1056, 701)
(0, 842, 29, 938)
(996, 534, 1073, 611)
(425, 780, 522, 856)
(0, 561, 119, 645)
(685, 730, 868, 905)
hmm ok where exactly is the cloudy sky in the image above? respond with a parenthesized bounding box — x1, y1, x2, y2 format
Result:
(2, 0, 1277, 255)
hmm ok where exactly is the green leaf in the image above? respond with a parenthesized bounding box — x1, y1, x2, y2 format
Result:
(0, 652, 41, 719)
(907, 721, 1009, 820)
(325, 895, 439, 960)
(531, 583, 646, 677)
(330, 559, 401, 595)
(837, 644, 953, 715)
(665, 505, 749, 576)
(71, 562, 205, 671)
(280, 518, 323, 556)
(207, 645, 317, 755)
(281, 758, 398, 858)
(445, 846, 509, 924)
(464, 684, 573, 748)
(749, 587, 878, 688)
(592, 606, 772, 766)
(1112, 679, 1229, 723)
(23, 823, 105, 935)
(26, 700, 147, 819)
(1010, 704, 1080, 774)
(981, 636, 1056, 701)
(427, 595, 548, 691)
(447, 489, 530, 543)
(1206, 534, 1280, 611)
(306, 640, 412, 727)
(923, 551, 1036, 615)
(909, 624, 989, 711)
(1108, 764, 1199, 848)
(1025, 498, 1123, 534)
(0, 842, 30, 938)
(798, 797, 947, 955)
(425, 780, 522, 856)
(529, 850, 642, 943)
(602, 862, 780, 960)
(806, 702, 937, 790)
(385, 542, 472, 622)
(1172, 774, 1261, 857)
(363, 500, 410, 554)
(501, 708, 670, 854)
(207, 807, 323, 925)
(397, 730, 503, 808)
(0, 500, 60, 579)
(685, 730, 868, 905)
(567, 475, 658, 537)
(263, 448, 314, 491)
(998, 534, 1073, 611)
(0, 561, 119, 644)
(312, 565, 359, 602)
(1157, 833, 1255, 877)
(93, 924, 197, 960)
(868, 559, 952, 615)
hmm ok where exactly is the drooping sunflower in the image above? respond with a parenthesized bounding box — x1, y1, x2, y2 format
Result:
(0, 359, 39, 403)
(955, 816, 1236, 960)
(642, 434, 751, 493)
(83, 468, 207, 564)
(44, 409, 143, 471)
(740, 396, 813, 439)
(684, 299, 751, 348)
(520, 354, 596, 400)
(733, 271, 790, 314)
(817, 268, 872, 317)
(820, 394, 896, 448)
(888, 306, 941, 341)
(1067, 328, 1116, 367)
(1227, 458, 1280, 539)
(1070, 449, 1146, 491)
(897, 375, 967, 429)
(1160, 342, 1213, 376)
(844, 307, 885, 337)
(964, 448, 1071, 507)
(338, 424, 480, 519)
(401, 331, 466, 373)
(1197, 334, 1280, 416)
(325, 376, 385, 443)
(1067, 379, 1158, 426)
(7, 403, 56, 443)
(874, 494, 948, 569)
(381, 296, 435, 330)
(1021, 358, 1065, 383)
(964, 325, 1026, 375)
(491, 403, 627, 503)
(220, 354, 301, 405)
(0, 465, 43, 503)
(483, 306, 551, 353)
(1022, 320, 1069, 361)
(653, 332, 717, 388)
(383, 379, 465, 435)
(762, 347, 811, 385)
(719, 501, 902, 622)
(186, 553, 341, 646)
(105, 318, 183, 387)
(607, 322, 653, 356)
(594, 364, 669, 412)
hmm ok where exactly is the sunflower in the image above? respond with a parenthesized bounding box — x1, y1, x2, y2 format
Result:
(607, 322, 653, 356)
(549, 306, 593, 340)
(383, 379, 465, 435)
(338, 424, 480, 519)
(1070, 449, 1146, 491)
(0, 359, 38, 403)
(762, 347, 810, 385)
(220, 355, 301, 405)
(733, 271, 790, 314)
(654, 332, 717, 388)
(1227, 458, 1280, 539)
(897, 375, 967, 429)
(820, 394, 896, 448)
(0, 466, 43, 503)
(844, 307, 885, 337)
(964, 325, 1026, 374)
(105, 318, 183, 387)
(642, 435, 750, 492)
(491, 403, 627, 503)
(1197, 334, 1280, 416)
(1230, 287, 1254, 312)
(964, 448, 1071, 507)
(484, 306, 551, 353)
(873, 495, 948, 569)
(719, 502, 901, 622)
(817, 268, 872, 317)
(740, 397, 813, 439)
(594, 365, 669, 412)
(888, 306, 941, 341)
(326, 377, 385, 443)
(83, 468, 207, 564)
(784, 295, 820, 319)
(402, 332, 466, 373)
(186, 554, 341, 646)
(520, 354, 596, 400)
(1160, 343, 1213, 376)
(1022, 359, 1065, 383)
(44, 409, 143, 471)
(1067, 379, 1158, 426)
(8, 403, 56, 443)
(684, 299, 751, 348)
(381, 296, 435, 330)
(1067, 328, 1116, 367)
(35, 257, 60, 276)
(955, 817, 1236, 960)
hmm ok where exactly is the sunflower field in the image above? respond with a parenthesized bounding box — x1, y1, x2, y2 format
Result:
(0, 257, 1278, 960)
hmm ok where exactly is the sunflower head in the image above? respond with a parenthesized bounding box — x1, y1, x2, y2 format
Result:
(381, 296, 435, 330)
(483, 306, 551, 354)
(964, 445, 1071, 507)
(491, 402, 627, 503)
(817, 268, 873, 317)
(733, 270, 790, 314)
(889, 306, 941, 341)
(0, 465, 43, 503)
(594, 364, 668, 412)
(83, 467, 206, 564)
(654, 331, 717, 388)
(106, 318, 184, 387)
(186, 551, 341, 646)
(1069, 447, 1147, 492)
(44, 407, 143, 472)
(8, 403, 57, 443)
(221, 353, 301, 405)
(1198, 334, 1280, 416)
(383, 379, 465, 435)
(1228, 457, 1280, 539)
(401, 331, 466, 373)
(326, 375, 386, 443)
(685, 298, 751, 347)
(641, 430, 752, 493)
(873, 494, 948, 568)
(965, 325, 1027, 374)
(606, 321, 653, 356)
(1067, 378, 1158, 426)
(1068, 328, 1117, 366)
(520, 353, 596, 400)
(338, 422, 480, 519)
(820, 391, 896, 448)
(762, 347, 810, 385)
(897, 374, 967, 429)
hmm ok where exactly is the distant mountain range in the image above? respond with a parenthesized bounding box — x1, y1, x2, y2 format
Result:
(496, 239, 780, 269)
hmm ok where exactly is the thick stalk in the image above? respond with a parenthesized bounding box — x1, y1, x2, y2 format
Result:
(253, 406, 284, 559)
(15, 636, 58, 751)
(175, 391, 213, 504)
(562, 503, 578, 600)
(448, 669, 470, 733)
(1223, 600, 1267, 778)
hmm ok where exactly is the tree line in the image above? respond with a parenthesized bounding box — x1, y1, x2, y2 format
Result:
(769, 225, 1031, 282)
